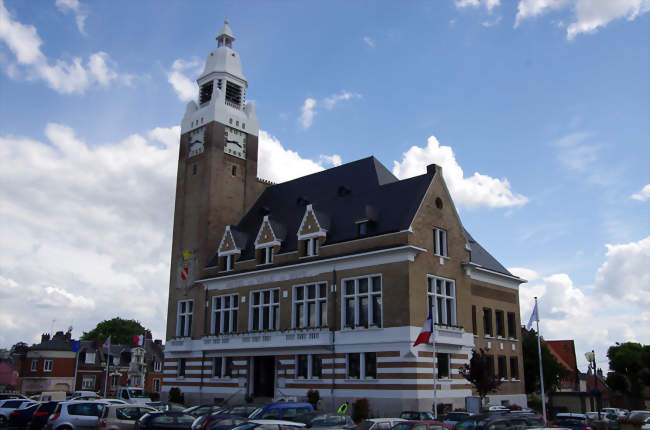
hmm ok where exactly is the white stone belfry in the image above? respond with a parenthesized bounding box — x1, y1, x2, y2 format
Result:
(181, 19, 259, 136)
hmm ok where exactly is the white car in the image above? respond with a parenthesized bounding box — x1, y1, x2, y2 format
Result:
(0, 399, 36, 426)
(358, 418, 407, 430)
(641, 417, 650, 430)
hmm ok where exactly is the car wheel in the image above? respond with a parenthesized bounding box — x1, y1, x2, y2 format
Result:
(57, 426, 73, 430)
(0, 416, 7, 426)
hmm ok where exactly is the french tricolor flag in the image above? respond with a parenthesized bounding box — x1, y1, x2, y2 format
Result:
(414, 312, 433, 346)
(133, 334, 144, 346)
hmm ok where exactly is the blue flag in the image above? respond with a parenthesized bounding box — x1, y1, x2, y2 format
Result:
(71, 340, 81, 352)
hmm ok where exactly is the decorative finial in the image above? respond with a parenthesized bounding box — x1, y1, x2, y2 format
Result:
(224, 18, 229, 25)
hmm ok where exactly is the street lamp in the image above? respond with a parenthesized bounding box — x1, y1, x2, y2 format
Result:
(584, 350, 601, 419)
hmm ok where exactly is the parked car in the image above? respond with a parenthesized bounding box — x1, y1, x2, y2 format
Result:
(8, 403, 40, 429)
(0, 394, 29, 401)
(231, 419, 306, 430)
(248, 403, 314, 423)
(585, 412, 619, 430)
(145, 403, 187, 413)
(393, 421, 452, 430)
(28, 401, 62, 430)
(550, 413, 590, 430)
(601, 410, 626, 420)
(135, 411, 196, 430)
(400, 413, 435, 421)
(305, 413, 356, 430)
(191, 413, 247, 430)
(44, 401, 106, 430)
(216, 405, 260, 418)
(443, 413, 471, 427)
(98, 404, 158, 430)
(628, 411, 650, 426)
(640, 417, 650, 430)
(104, 400, 130, 405)
(183, 405, 224, 417)
(1, 399, 36, 425)
(454, 412, 545, 430)
(357, 418, 406, 430)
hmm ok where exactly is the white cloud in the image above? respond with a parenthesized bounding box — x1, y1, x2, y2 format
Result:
(257, 130, 342, 183)
(392, 135, 528, 208)
(323, 91, 362, 110)
(631, 184, 650, 201)
(167, 58, 201, 102)
(0, 1, 131, 94)
(456, 0, 501, 11)
(514, 0, 650, 39)
(482, 15, 503, 26)
(299, 98, 317, 129)
(553, 132, 600, 172)
(55, 0, 87, 35)
(508, 267, 541, 282)
(0, 123, 180, 347)
(362, 36, 376, 48)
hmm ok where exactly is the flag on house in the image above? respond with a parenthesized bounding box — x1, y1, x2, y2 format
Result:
(133, 334, 145, 346)
(71, 340, 81, 352)
(103, 336, 111, 348)
(414, 312, 433, 346)
(526, 301, 539, 330)
(180, 265, 189, 281)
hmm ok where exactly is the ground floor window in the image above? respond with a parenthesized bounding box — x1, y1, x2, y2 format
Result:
(211, 357, 233, 378)
(177, 358, 186, 377)
(510, 357, 519, 379)
(110, 374, 120, 387)
(295, 354, 322, 379)
(437, 353, 450, 379)
(498, 356, 507, 380)
(346, 352, 376, 379)
(82, 375, 95, 389)
(152, 378, 160, 392)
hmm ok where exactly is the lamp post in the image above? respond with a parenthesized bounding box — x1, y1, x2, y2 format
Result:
(584, 350, 601, 419)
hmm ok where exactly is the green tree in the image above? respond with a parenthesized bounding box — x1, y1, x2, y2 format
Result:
(606, 342, 650, 409)
(81, 317, 149, 345)
(459, 348, 503, 406)
(521, 328, 570, 394)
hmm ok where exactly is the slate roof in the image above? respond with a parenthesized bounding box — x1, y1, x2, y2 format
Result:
(207, 156, 513, 279)
(208, 157, 432, 266)
(31, 331, 73, 351)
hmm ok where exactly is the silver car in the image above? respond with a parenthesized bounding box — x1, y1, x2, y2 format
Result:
(45, 401, 106, 430)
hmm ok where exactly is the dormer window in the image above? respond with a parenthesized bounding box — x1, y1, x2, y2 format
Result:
(222, 254, 234, 272)
(258, 246, 273, 265)
(200, 81, 213, 105)
(358, 221, 368, 236)
(433, 227, 448, 257)
(305, 237, 319, 256)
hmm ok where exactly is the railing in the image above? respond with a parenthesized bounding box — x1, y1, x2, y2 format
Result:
(225, 100, 241, 110)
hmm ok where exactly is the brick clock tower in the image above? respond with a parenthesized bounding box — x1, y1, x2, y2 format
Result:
(166, 20, 266, 340)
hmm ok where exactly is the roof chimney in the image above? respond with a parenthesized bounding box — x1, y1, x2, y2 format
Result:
(41, 333, 50, 343)
(427, 164, 438, 175)
(154, 339, 162, 346)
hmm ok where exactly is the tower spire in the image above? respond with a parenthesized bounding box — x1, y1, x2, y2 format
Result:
(217, 19, 235, 48)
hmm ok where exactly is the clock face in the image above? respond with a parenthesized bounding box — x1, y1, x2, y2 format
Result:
(224, 126, 247, 159)
(188, 127, 205, 158)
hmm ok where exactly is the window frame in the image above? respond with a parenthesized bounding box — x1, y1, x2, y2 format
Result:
(249, 288, 280, 331)
(153, 361, 162, 372)
(509, 357, 519, 380)
(346, 352, 376, 379)
(341, 274, 382, 328)
(437, 353, 451, 379)
(483, 308, 493, 337)
(211, 294, 239, 334)
(30, 359, 38, 371)
(152, 378, 160, 393)
(85, 352, 96, 365)
(498, 355, 508, 380)
(177, 358, 186, 377)
(257, 246, 274, 265)
(495, 310, 505, 338)
(82, 375, 95, 390)
(176, 300, 193, 337)
(292, 283, 327, 328)
(433, 227, 448, 257)
(110, 374, 119, 387)
(211, 357, 233, 378)
(294, 354, 323, 379)
(43, 359, 53, 372)
(427, 275, 457, 326)
(507, 312, 517, 339)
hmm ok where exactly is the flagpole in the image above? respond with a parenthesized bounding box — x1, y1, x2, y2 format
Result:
(432, 325, 438, 420)
(73, 348, 79, 392)
(104, 338, 110, 397)
(534, 297, 547, 423)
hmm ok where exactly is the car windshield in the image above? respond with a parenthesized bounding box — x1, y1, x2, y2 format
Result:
(393, 423, 414, 430)
(127, 389, 148, 399)
(447, 413, 468, 420)
(359, 421, 376, 430)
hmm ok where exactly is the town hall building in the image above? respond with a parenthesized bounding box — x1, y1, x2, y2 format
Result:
(163, 21, 527, 413)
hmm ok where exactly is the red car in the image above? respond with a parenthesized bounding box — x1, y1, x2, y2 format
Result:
(392, 421, 453, 430)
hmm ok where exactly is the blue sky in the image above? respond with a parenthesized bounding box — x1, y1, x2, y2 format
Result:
(0, 0, 648, 371)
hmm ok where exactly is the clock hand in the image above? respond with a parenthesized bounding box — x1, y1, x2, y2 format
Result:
(227, 139, 242, 148)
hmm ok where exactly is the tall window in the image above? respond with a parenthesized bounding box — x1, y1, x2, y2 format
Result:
(152, 379, 160, 392)
(258, 246, 274, 265)
(498, 356, 507, 380)
(250, 289, 280, 331)
(346, 352, 376, 379)
(507, 312, 517, 339)
(472, 305, 477, 335)
(212, 294, 239, 334)
(177, 300, 193, 337)
(483, 308, 493, 336)
(343, 275, 382, 328)
(44, 359, 53, 372)
(177, 358, 186, 377)
(222, 255, 234, 272)
(486, 355, 495, 377)
(437, 353, 450, 379)
(110, 374, 119, 387)
(85, 352, 95, 364)
(293, 283, 327, 328)
(30, 359, 37, 371)
(510, 357, 519, 379)
(154, 361, 162, 372)
(433, 227, 448, 257)
(295, 355, 322, 379)
(211, 357, 233, 378)
(82, 375, 95, 389)
(495, 310, 505, 338)
(427, 276, 456, 326)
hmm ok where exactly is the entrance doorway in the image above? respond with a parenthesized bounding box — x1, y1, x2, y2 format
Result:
(253, 356, 275, 398)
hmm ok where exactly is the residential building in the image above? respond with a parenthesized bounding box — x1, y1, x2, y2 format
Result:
(22, 332, 75, 393)
(163, 21, 527, 413)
